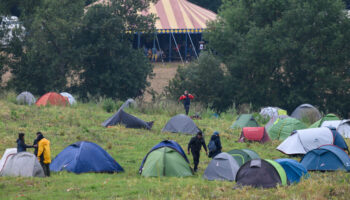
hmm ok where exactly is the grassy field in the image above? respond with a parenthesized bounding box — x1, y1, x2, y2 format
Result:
(0, 93, 350, 200)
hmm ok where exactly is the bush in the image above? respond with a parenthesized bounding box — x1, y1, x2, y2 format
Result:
(102, 98, 116, 113)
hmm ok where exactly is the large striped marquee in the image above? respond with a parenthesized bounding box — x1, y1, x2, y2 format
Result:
(142, 0, 217, 33)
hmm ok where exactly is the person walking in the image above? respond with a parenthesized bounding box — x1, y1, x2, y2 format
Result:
(36, 133, 51, 177)
(187, 131, 207, 172)
(16, 133, 33, 153)
(179, 90, 194, 115)
(208, 131, 222, 158)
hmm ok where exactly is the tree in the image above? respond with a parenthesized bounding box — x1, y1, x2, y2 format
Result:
(165, 52, 229, 111)
(6, 0, 85, 95)
(188, 0, 222, 13)
(71, 0, 155, 100)
(193, 0, 350, 116)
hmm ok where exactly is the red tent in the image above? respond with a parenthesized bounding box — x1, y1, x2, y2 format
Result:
(238, 127, 271, 143)
(36, 92, 67, 107)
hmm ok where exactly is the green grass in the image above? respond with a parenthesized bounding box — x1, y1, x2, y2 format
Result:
(0, 97, 350, 200)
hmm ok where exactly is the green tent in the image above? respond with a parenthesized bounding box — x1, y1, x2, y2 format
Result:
(227, 149, 260, 166)
(141, 147, 193, 177)
(268, 118, 307, 140)
(231, 114, 259, 129)
(309, 114, 340, 128)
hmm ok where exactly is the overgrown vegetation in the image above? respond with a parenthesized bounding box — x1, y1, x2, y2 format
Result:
(0, 92, 349, 199)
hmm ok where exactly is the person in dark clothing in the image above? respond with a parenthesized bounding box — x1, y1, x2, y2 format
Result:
(187, 131, 207, 172)
(33, 132, 42, 156)
(179, 90, 194, 115)
(208, 131, 222, 158)
(16, 133, 33, 153)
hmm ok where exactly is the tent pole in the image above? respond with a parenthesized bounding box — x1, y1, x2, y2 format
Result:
(187, 32, 199, 59)
(169, 33, 171, 62)
(185, 33, 188, 62)
(153, 33, 156, 48)
(171, 32, 184, 64)
(155, 34, 164, 64)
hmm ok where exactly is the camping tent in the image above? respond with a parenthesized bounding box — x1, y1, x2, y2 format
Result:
(275, 158, 309, 184)
(235, 159, 287, 188)
(277, 127, 348, 155)
(203, 152, 240, 181)
(260, 107, 287, 119)
(139, 140, 193, 177)
(162, 114, 199, 134)
(50, 141, 124, 174)
(321, 120, 350, 138)
(227, 149, 260, 167)
(265, 115, 289, 131)
(268, 118, 307, 140)
(16, 91, 36, 105)
(301, 145, 350, 172)
(290, 104, 321, 123)
(0, 148, 17, 172)
(119, 99, 136, 110)
(0, 152, 44, 177)
(309, 114, 340, 128)
(231, 114, 259, 129)
(102, 109, 153, 129)
(36, 92, 68, 106)
(60, 92, 77, 105)
(238, 127, 270, 143)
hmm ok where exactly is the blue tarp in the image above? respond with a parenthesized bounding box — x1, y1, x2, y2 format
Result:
(50, 141, 124, 174)
(139, 140, 189, 172)
(275, 158, 309, 184)
(301, 145, 350, 172)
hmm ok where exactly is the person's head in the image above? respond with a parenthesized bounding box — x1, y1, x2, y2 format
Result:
(184, 90, 188, 95)
(36, 132, 44, 140)
(213, 131, 219, 137)
(18, 133, 25, 140)
(196, 131, 203, 139)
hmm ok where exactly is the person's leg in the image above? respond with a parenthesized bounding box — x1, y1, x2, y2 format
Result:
(192, 151, 199, 172)
(185, 105, 189, 115)
(45, 164, 50, 177)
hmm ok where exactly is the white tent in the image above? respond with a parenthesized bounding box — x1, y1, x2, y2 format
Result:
(16, 91, 36, 105)
(0, 148, 17, 172)
(60, 92, 77, 105)
(277, 128, 334, 155)
(260, 107, 279, 119)
(0, 152, 45, 177)
(321, 120, 350, 138)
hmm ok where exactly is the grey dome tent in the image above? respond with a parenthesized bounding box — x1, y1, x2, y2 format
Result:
(0, 148, 17, 171)
(162, 114, 199, 134)
(102, 109, 153, 129)
(60, 92, 76, 105)
(203, 152, 240, 181)
(0, 152, 44, 177)
(16, 91, 36, 105)
(321, 120, 350, 138)
(291, 104, 321, 123)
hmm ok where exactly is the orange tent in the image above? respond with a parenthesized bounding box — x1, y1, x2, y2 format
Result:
(36, 92, 68, 107)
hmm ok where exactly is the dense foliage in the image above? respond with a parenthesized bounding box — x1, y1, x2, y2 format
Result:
(1, 0, 155, 100)
(170, 0, 350, 116)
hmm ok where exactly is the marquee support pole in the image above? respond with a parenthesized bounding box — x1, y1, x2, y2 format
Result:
(169, 33, 171, 62)
(185, 33, 188, 62)
(137, 33, 141, 49)
(172, 32, 184, 64)
(187, 32, 199, 59)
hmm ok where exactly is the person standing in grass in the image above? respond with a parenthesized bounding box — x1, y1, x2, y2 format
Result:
(208, 131, 222, 158)
(187, 131, 207, 172)
(179, 90, 194, 115)
(16, 133, 34, 152)
(36, 132, 51, 177)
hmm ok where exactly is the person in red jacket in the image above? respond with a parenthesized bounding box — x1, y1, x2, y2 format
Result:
(179, 90, 194, 115)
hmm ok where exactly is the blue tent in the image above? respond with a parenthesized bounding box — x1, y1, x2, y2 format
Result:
(329, 127, 349, 152)
(139, 140, 189, 172)
(50, 141, 124, 174)
(301, 145, 350, 172)
(275, 159, 309, 184)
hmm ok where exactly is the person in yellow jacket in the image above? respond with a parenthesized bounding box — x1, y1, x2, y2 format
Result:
(36, 132, 51, 177)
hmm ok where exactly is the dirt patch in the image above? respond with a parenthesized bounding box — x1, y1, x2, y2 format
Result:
(143, 62, 184, 102)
